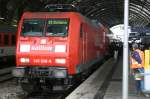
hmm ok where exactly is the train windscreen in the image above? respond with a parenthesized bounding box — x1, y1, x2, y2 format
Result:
(21, 19, 69, 37)
(22, 19, 45, 36)
(46, 19, 69, 36)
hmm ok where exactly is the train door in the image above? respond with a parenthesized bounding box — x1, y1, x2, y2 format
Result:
(80, 23, 87, 63)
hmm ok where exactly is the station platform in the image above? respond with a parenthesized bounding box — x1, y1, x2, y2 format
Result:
(66, 57, 149, 99)
(103, 57, 148, 99)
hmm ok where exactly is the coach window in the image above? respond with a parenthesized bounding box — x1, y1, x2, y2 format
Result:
(12, 35, 16, 45)
(4, 34, 9, 45)
(0, 34, 1, 46)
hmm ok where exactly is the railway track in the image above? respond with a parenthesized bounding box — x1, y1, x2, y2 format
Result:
(0, 67, 14, 82)
(26, 92, 65, 99)
(26, 81, 82, 99)
(0, 67, 81, 99)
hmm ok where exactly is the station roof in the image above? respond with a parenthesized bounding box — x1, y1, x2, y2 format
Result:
(66, 0, 150, 28)
(0, 0, 150, 28)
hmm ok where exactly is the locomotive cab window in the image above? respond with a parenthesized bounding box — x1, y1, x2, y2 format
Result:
(21, 19, 45, 36)
(46, 19, 69, 36)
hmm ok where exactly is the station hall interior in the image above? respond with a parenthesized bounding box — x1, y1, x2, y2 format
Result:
(0, 0, 150, 99)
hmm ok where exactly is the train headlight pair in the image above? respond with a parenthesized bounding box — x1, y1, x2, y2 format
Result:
(20, 58, 30, 63)
(55, 58, 66, 64)
(55, 45, 66, 52)
(12, 67, 25, 77)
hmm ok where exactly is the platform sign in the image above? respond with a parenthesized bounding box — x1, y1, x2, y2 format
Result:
(144, 50, 150, 91)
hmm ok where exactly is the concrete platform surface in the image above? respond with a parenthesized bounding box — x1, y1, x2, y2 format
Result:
(103, 58, 149, 99)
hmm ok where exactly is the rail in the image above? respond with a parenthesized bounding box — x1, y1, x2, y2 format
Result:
(0, 67, 14, 82)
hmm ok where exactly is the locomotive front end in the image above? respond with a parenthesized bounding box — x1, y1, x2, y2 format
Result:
(12, 13, 75, 92)
(15, 18, 69, 76)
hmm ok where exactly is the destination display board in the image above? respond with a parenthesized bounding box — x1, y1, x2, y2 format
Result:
(48, 19, 68, 25)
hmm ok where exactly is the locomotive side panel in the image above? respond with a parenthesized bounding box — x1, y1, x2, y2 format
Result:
(67, 15, 81, 75)
(74, 18, 108, 73)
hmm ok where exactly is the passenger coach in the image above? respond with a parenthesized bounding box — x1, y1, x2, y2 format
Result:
(0, 25, 16, 64)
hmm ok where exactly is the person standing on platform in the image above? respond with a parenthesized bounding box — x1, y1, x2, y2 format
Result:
(113, 42, 119, 60)
(130, 43, 144, 94)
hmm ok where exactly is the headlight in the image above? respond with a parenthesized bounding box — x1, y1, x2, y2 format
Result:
(53, 69, 67, 78)
(55, 45, 66, 52)
(20, 58, 30, 63)
(20, 44, 30, 52)
(55, 58, 66, 64)
(12, 67, 25, 77)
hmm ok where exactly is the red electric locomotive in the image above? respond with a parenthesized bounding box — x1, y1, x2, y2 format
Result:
(13, 10, 109, 92)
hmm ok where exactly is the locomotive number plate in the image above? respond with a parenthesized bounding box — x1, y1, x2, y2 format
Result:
(33, 59, 52, 63)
